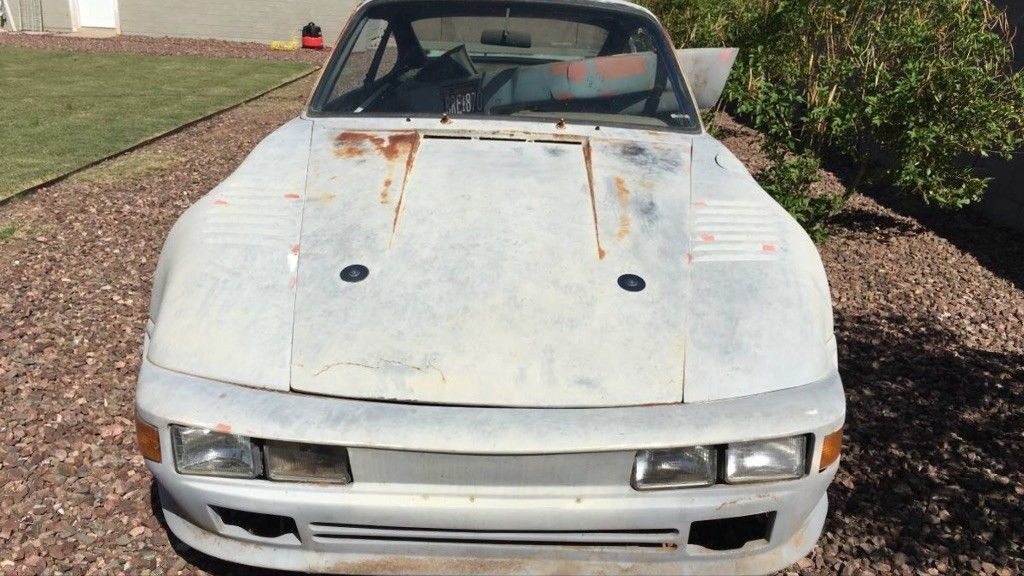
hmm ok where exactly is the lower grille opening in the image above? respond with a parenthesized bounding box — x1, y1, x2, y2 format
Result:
(309, 523, 678, 550)
(211, 506, 299, 540)
(687, 512, 775, 551)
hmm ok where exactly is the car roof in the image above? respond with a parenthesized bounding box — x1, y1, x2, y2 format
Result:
(354, 0, 658, 21)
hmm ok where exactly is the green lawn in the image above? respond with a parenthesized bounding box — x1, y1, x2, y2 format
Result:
(0, 47, 313, 200)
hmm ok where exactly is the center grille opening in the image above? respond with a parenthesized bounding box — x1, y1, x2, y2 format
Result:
(309, 523, 678, 550)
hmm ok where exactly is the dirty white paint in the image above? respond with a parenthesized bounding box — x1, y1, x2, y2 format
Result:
(289, 125, 693, 407)
(138, 0, 845, 573)
(147, 118, 311, 392)
(147, 116, 834, 406)
(137, 349, 843, 454)
(683, 142, 835, 403)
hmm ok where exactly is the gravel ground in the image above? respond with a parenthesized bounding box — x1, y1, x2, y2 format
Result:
(2, 37, 1023, 576)
(0, 33, 328, 64)
(719, 118, 1024, 576)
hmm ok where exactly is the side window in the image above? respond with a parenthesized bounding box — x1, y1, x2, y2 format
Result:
(328, 19, 399, 102)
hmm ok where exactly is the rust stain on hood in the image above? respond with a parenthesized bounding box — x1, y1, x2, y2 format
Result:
(335, 131, 420, 210)
(390, 134, 422, 244)
(582, 139, 606, 260)
(286, 123, 700, 407)
(334, 131, 385, 158)
(615, 176, 631, 240)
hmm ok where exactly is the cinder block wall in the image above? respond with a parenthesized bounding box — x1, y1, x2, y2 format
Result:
(981, 0, 1024, 231)
(118, 0, 359, 45)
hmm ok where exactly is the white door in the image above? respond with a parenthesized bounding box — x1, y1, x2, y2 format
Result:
(77, 0, 117, 28)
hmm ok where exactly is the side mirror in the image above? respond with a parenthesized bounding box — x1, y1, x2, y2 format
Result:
(675, 48, 739, 110)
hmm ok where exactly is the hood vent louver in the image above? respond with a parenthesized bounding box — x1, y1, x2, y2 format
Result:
(421, 132, 583, 145)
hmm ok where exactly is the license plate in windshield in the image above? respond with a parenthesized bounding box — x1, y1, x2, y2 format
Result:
(443, 81, 480, 115)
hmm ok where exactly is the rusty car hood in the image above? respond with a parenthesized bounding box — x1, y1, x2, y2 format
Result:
(146, 117, 837, 406)
(287, 122, 693, 407)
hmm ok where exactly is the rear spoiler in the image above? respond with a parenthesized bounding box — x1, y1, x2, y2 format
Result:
(676, 48, 739, 110)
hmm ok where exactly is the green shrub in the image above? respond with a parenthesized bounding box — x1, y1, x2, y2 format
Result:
(644, 0, 1024, 211)
(758, 147, 843, 242)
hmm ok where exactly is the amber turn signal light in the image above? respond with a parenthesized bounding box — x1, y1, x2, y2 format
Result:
(136, 414, 162, 463)
(819, 428, 843, 471)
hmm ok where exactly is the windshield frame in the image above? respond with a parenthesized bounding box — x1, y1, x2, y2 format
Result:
(306, 0, 703, 134)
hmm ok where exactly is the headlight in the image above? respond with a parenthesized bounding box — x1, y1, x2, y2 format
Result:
(171, 426, 257, 478)
(724, 436, 807, 484)
(632, 446, 716, 490)
(264, 440, 352, 484)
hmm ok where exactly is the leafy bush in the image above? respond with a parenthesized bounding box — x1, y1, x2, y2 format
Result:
(644, 0, 1024, 212)
(759, 147, 843, 242)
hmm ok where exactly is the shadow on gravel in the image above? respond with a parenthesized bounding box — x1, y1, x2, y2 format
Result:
(828, 206, 924, 240)
(814, 145, 1024, 291)
(858, 190, 1024, 292)
(831, 311, 1024, 567)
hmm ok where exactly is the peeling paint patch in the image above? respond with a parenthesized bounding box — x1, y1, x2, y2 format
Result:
(213, 199, 228, 206)
(763, 244, 777, 253)
(284, 193, 301, 200)
(314, 358, 447, 385)
(288, 244, 300, 290)
(214, 423, 231, 433)
(701, 233, 716, 242)
(380, 178, 393, 204)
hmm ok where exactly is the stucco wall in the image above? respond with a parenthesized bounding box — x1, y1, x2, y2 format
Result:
(41, 0, 72, 31)
(118, 0, 358, 45)
(981, 0, 1024, 231)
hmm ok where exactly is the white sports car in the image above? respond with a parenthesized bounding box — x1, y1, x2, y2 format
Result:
(135, 0, 845, 574)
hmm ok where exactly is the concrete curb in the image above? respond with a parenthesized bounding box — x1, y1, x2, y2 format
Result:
(0, 65, 318, 206)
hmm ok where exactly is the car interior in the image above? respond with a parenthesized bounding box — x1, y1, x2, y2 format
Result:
(314, 4, 696, 128)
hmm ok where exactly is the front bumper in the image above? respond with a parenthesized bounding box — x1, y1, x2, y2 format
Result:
(137, 354, 845, 576)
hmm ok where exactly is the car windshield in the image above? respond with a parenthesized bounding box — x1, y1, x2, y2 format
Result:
(309, 1, 700, 130)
